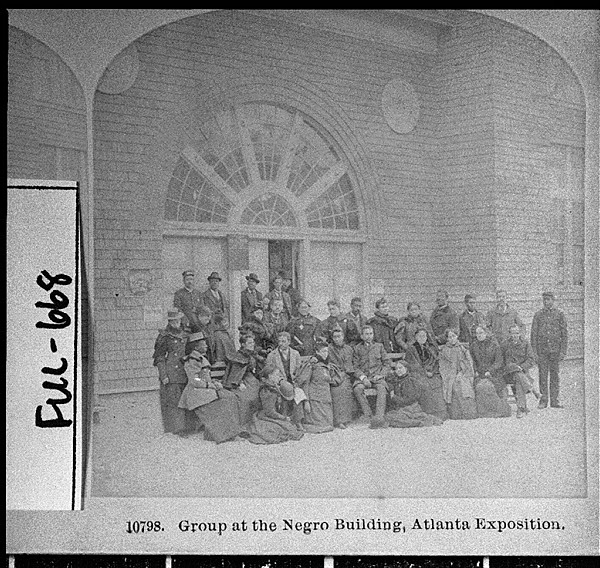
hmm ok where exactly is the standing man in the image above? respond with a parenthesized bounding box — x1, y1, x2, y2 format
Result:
(201, 271, 229, 326)
(152, 308, 191, 436)
(367, 297, 400, 353)
(264, 273, 293, 318)
(279, 270, 302, 318)
(352, 325, 391, 429)
(486, 289, 525, 344)
(531, 291, 568, 409)
(316, 299, 360, 345)
(430, 289, 459, 345)
(345, 297, 367, 340)
(458, 294, 487, 345)
(173, 270, 203, 332)
(241, 273, 263, 324)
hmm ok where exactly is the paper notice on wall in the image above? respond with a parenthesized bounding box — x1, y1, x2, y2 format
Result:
(6, 180, 83, 510)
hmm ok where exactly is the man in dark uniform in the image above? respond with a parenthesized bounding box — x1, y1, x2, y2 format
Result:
(531, 291, 568, 409)
(173, 270, 203, 331)
(430, 289, 459, 345)
(201, 271, 229, 326)
(152, 308, 192, 436)
(286, 298, 321, 357)
(241, 273, 263, 323)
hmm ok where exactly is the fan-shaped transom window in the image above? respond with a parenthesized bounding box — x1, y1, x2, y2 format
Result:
(165, 103, 360, 230)
(241, 193, 297, 227)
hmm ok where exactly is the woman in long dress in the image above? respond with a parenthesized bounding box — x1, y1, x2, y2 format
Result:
(177, 335, 242, 443)
(470, 325, 511, 418)
(295, 339, 341, 433)
(244, 363, 305, 445)
(327, 326, 358, 428)
(223, 333, 262, 427)
(438, 329, 478, 420)
(404, 328, 448, 421)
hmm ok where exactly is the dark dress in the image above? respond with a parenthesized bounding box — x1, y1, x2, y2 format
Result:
(287, 314, 321, 357)
(404, 339, 448, 421)
(244, 384, 305, 445)
(470, 336, 511, 418)
(328, 342, 358, 425)
(224, 348, 262, 427)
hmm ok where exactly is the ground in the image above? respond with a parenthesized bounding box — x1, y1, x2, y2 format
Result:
(90, 360, 587, 498)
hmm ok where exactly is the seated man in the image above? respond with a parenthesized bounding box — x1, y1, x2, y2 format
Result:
(352, 325, 391, 429)
(501, 323, 541, 418)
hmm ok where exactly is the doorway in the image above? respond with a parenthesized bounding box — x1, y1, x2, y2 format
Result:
(268, 240, 300, 293)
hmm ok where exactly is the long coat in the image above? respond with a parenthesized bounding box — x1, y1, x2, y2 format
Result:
(530, 307, 568, 357)
(430, 305, 459, 344)
(173, 287, 203, 331)
(367, 312, 400, 353)
(241, 288, 264, 323)
(287, 314, 321, 356)
(201, 288, 229, 323)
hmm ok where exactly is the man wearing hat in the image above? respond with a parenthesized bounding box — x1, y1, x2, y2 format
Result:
(152, 308, 190, 435)
(201, 271, 229, 326)
(531, 291, 568, 409)
(241, 273, 264, 324)
(173, 270, 203, 332)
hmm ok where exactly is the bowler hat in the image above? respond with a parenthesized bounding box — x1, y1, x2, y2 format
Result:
(188, 331, 207, 342)
(207, 271, 222, 281)
(245, 273, 260, 284)
(182, 270, 194, 278)
(276, 380, 295, 401)
(167, 308, 184, 320)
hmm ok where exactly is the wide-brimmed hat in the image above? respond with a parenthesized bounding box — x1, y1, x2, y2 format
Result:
(207, 271, 222, 281)
(167, 308, 184, 320)
(277, 380, 295, 401)
(188, 331, 207, 342)
(245, 273, 260, 284)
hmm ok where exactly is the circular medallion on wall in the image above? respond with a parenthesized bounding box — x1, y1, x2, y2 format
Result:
(381, 78, 420, 134)
(97, 44, 140, 95)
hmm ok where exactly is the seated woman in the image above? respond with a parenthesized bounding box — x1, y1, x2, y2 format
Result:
(470, 325, 511, 418)
(404, 328, 448, 421)
(394, 302, 436, 352)
(243, 362, 305, 445)
(438, 329, 478, 420)
(295, 339, 343, 434)
(239, 305, 274, 355)
(177, 332, 242, 443)
(223, 332, 262, 427)
(384, 362, 444, 428)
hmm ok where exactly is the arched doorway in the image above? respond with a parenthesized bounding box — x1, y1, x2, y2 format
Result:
(161, 102, 366, 329)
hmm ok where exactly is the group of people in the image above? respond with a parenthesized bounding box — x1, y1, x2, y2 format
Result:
(152, 269, 569, 444)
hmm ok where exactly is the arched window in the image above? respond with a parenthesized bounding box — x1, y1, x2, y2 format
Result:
(165, 103, 360, 230)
